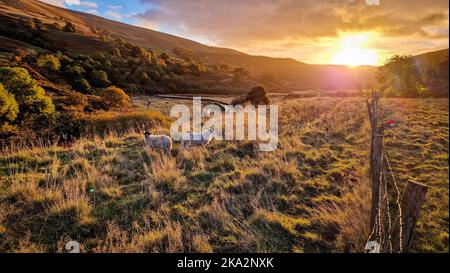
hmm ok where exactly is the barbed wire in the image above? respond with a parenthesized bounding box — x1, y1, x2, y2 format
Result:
(383, 140, 404, 252)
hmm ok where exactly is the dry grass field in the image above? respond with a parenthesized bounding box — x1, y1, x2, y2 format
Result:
(0, 97, 448, 253)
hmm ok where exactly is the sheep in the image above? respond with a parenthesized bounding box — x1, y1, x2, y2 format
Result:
(143, 132, 173, 153)
(181, 128, 215, 149)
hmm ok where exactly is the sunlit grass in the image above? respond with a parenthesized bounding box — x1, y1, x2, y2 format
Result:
(0, 97, 447, 253)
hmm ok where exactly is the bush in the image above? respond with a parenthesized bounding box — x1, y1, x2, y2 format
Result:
(53, 91, 88, 112)
(14, 30, 33, 42)
(0, 67, 55, 128)
(64, 65, 85, 79)
(63, 22, 76, 33)
(247, 85, 270, 105)
(159, 52, 170, 61)
(148, 70, 161, 82)
(37, 54, 61, 72)
(170, 63, 187, 75)
(138, 72, 150, 85)
(233, 85, 270, 105)
(111, 48, 121, 58)
(188, 62, 205, 76)
(131, 46, 149, 59)
(72, 78, 91, 93)
(90, 70, 110, 88)
(0, 83, 19, 132)
(99, 86, 131, 109)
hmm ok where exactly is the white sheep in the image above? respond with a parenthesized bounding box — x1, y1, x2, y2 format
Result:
(181, 128, 215, 149)
(143, 132, 173, 153)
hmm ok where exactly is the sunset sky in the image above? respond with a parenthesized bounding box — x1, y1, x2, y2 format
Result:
(41, 0, 449, 66)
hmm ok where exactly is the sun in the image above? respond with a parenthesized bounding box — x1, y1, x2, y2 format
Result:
(331, 33, 378, 66)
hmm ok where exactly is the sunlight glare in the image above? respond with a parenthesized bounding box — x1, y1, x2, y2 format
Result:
(331, 33, 378, 66)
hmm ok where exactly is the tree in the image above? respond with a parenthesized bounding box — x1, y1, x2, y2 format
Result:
(377, 55, 425, 97)
(170, 63, 187, 75)
(72, 78, 91, 93)
(37, 54, 61, 72)
(159, 52, 170, 61)
(0, 67, 55, 128)
(90, 70, 111, 87)
(138, 72, 150, 85)
(233, 85, 270, 105)
(148, 70, 161, 82)
(247, 85, 270, 105)
(64, 65, 85, 79)
(0, 83, 19, 132)
(100, 86, 131, 108)
(63, 22, 76, 32)
(131, 46, 149, 59)
(111, 48, 121, 58)
(188, 62, 205, 76)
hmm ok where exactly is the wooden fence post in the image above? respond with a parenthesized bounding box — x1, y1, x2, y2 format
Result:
(392, 181, 428, 252)
(369, 126, 384, 235)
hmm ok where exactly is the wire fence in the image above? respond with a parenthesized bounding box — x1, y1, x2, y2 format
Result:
(365, 91, 406, 253)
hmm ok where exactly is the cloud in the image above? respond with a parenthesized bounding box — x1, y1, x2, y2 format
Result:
(137, 0, 448, 43)
(105, 10, 124, 21)
(84, 9, 99, 15)
(133, 0, 448, 63)
(79, 1, 98, 8)
(39, 0, 65, 6)
(39, 0, 97, 8)
(106, 5, 124, 10)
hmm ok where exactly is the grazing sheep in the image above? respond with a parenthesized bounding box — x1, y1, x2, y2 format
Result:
(181, 128, 215, 149)
(144, 132, 173, 153)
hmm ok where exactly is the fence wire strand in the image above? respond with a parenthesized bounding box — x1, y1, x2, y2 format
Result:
(384, 140, 404, 252)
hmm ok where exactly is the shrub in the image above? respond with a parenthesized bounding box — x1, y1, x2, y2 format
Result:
(159, 52, 170, 61)
(170, 63, 187, 75)
(50, 22, 62, 30)
(37, 54, 61, 72)
(131, 46, 149, 59)
(0, 83, 19, 132)
(138, 72, 150, 85)
(99, 86, 131, 109)
(59, 55, 74, 66)
(148, 70, 161, 82)
(247, 85, 269, 104)
(90, 70, 111, 88)
(63, 22, 76, 32)
(26, 19, 36, 30)
(0, 67, 55, 128)
(64, 65, 85, 79)
(188, 62, 205, 76)
(72, 78, 92, 93)
(14, 30, 33, 42)
(111, 48, 121, 58)
(232, 85, 270, 105)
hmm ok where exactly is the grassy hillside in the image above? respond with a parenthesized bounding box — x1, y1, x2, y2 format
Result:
(0, 97, 447, 253)
(0, 0, 378, 90)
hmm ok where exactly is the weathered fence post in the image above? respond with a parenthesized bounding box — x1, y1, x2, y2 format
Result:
(369, 126, 384, 233)
(392, 181, 428, 253)
(367, 91, 384, 238)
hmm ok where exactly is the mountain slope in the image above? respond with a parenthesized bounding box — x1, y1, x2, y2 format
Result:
(413, 48, 449, 72)
(0, 0, 381, 89)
